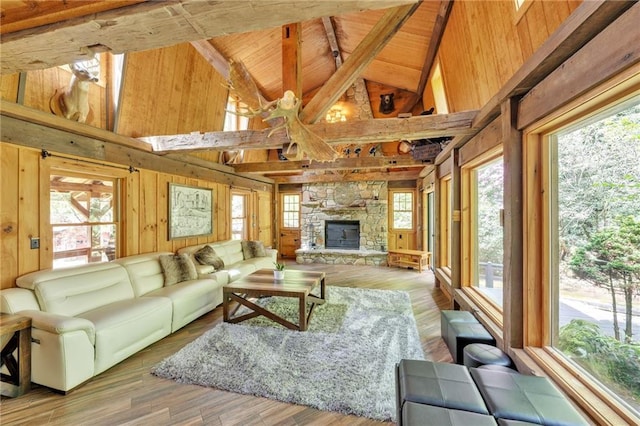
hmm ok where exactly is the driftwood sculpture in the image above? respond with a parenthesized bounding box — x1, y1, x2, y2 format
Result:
(226, 60, 338, 162)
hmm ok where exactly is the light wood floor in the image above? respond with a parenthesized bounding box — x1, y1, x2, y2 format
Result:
(0, 263, 452, 426)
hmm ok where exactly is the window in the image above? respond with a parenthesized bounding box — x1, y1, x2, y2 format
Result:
(50, 174, 117, 268)
(430, 61, 449, 114)
(224, 96, 249, 132)
(282, 194, 300, 228)
(392, 192, 414, 230)
(471, 157, 504, 308)
(231, 193, 248, 240)
(548, 98, 639, 413)
(439, 177, 452, 270)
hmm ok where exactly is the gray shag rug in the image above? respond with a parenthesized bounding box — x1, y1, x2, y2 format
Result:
(151, 286, 424, 422)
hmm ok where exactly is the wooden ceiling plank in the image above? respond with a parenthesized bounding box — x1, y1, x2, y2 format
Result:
(232, 155, 427, 173)
(143, 109, 477, 153)
(1, 0, 417, 75)
(300, 3, 421, 124)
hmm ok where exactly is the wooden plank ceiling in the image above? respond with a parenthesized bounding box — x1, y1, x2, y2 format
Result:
(0, 0, 466, 181)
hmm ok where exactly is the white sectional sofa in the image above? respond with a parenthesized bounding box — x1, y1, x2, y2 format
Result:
(177, 239, 277, 284)
(0, 241, 277, 393)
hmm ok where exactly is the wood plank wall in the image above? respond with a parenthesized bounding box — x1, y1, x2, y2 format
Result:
(0, 142, 238, 289)
(0, 42, 272, 289)
(438, 0, 580, 112)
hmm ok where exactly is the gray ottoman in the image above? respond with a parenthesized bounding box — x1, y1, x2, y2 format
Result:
(402, 401, 497, 426)
(441, 310, 478, 341)
(470, 368, 588, 425)
(396, 359, 489, 425)
(446, 322, 495, 364)
(463, 343, 513, 368)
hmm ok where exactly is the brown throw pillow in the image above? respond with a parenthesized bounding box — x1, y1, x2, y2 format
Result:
(194, 245, 225, 270)
(159, 253, 198, 286)
(241, 240, 267, 259)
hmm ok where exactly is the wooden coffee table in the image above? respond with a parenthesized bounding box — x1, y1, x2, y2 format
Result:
(223, 269, 326, 331)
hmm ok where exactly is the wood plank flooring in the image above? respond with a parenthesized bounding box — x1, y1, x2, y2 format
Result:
(0, 263, 452, 425)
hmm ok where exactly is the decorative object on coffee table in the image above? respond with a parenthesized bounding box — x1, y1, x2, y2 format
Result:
(273, 262, 286, 280)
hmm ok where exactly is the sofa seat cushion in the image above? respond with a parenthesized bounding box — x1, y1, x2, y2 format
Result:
(78, 297, 172, 374)
(470, 368, 588, 425)
(225, 262, 259, 282)
(242, 257, 276, 270)
(402, 402, 497, 426)
(397, 359, 489, 415)
(145, 278, 221, 331)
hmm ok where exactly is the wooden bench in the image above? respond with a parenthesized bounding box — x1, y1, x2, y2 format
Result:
(387, 249, 431, 272)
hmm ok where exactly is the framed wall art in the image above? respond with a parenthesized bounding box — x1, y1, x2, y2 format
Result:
(168, 183, 213, 239)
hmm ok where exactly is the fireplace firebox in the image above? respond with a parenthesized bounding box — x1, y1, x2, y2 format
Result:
(325, 220, 360, 250)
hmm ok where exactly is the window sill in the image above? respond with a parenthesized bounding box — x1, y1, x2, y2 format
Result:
(521, 346, 639, 425)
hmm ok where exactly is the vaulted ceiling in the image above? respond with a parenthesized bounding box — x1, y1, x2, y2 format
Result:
(1, 0, 473, 180)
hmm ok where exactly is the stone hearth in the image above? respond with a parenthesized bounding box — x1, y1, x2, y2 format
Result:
(296, 181, 388, 265)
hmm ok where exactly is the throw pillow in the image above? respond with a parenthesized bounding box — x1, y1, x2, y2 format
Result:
(159, 253, 198, 286)
(241, 240, 267, 259)
(193, 245, 225, 270)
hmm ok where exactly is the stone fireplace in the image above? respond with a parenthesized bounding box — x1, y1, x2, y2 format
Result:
(295, 181, 388, 266)
(325, 220, 360, 250)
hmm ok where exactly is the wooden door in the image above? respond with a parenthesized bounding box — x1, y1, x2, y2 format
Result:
(279, 229, 300, 258)
(257, 190, 273, 248)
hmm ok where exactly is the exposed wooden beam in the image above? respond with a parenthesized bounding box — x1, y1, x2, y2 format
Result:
(300, 3, 421, 124)
(0, 103, 274, 191)
(272, 169, 421, 184)
(322, 17, 343, 69)
(190, 40, 231, 80)
(142, 110, 477, 153)
(1, 0, 417, 74)
(282, 23, 302, 98)
(435, 0, 635, 165)
(403, 0, 453, 113)
(231, 155, 428, 174)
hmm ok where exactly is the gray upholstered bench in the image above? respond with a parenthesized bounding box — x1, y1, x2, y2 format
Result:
(396, 359, 588, 426)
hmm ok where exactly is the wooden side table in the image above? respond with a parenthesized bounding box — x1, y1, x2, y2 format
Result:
(1, 314, 32, 397)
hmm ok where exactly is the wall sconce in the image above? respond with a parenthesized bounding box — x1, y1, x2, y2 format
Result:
(325, 106, 347, 123)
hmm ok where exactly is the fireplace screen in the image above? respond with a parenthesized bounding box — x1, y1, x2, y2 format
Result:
(325, 220, 360, 250)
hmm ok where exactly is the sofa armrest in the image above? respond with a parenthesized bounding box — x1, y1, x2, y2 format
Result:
(1, 287, 40, 314)
(266, 248, 278, 262)
(21, 309, 96, 345)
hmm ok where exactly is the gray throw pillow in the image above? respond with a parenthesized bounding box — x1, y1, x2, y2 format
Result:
(241, 240, 267, 259)
(194, 245, 225, 270)
(159, 253, 198, 286)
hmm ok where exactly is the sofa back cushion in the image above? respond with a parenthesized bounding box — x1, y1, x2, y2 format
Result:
(214, 240, 245, 265)
(16, 262, 134, 316)
(115, 252, 173, 297)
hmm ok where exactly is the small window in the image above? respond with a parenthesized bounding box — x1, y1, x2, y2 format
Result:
(431, 61, 449, 114)
(282, 194, 300, 228)
(392, 192, 414, 230)
(231, 193, 248, 240)
(51, 174, 117, 268)
(224, 96, 249, 132)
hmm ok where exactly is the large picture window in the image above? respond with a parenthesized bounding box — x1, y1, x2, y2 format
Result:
(50, 174, 117, 268)
(549, 98, 640, 413)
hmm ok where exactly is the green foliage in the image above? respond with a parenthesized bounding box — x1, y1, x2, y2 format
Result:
(559, 320, 640, 400)
(274, 262, 286, 271)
